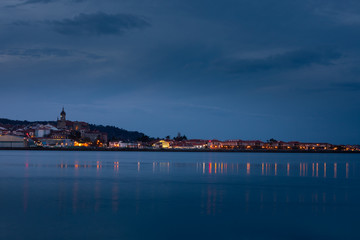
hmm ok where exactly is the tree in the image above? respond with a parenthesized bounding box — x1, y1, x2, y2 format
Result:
(174, 132, 187, 141)
(137, 134, 151, 142)
(267, 138, 277, 143)
(69, 130, 81, 141)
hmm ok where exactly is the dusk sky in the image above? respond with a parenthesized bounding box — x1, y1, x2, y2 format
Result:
(1, 0, 360, 144)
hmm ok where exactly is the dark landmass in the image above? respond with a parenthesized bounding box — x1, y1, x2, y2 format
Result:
(88, 124, 148, 142)
(0, 118, 55, 126)
(0, 147, 359, 154)
(0, 118, 149, 142)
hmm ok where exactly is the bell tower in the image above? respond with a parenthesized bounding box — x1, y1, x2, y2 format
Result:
(57, 107, 67, 129)
(60, 107, 66, 121)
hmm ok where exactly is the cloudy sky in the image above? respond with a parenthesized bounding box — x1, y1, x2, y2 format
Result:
(1, 0, 360, 144)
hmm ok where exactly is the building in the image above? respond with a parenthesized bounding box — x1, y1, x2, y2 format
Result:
(0, 126, 8, 135)
(40, 138, 74, 148)
(82, 131, 108, 143)
(0, 135, 27, 148)
(207, 140, 222, 149)
(152, 140, 172, 149)
(109, 141, 140, 148)
(57, 107, 67, 129)
(34, 124, 58, 138)
(184, 139, 208, 149)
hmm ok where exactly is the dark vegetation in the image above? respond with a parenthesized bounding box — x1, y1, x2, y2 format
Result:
(88, 124, 150, 142)
(0, 118, 151, 142)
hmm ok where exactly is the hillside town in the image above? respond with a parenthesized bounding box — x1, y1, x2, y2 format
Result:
(0, 108, 359, 152)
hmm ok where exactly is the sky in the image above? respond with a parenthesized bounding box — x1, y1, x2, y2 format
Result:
(1, 0, 360, 144)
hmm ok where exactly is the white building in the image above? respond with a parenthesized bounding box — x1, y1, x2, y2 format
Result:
(0, 126, 8, 135)
(34, 124, 58, 138)
(109, 141, 139, 149)
(0, 135, 27, 148)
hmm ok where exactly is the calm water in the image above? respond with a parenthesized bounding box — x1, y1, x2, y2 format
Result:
(0, 151, 359, 240)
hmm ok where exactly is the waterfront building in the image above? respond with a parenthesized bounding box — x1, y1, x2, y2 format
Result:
(207, 140, 222, 149)
(152, 140, 172, 149)
(184, 139, 208, 149)
(0, 135, 27, 148)
(109, 141, 140, 148)
(172, 142, 196, 149)
(40, 138, 74, 148)
(0, 126, 7, 135)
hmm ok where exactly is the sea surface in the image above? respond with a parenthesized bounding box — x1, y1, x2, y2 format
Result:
(0, 151, 359, 240)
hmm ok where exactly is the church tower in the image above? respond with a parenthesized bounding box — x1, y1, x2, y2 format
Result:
(57, 107, 67, 129)
(60, 107, 66, 121)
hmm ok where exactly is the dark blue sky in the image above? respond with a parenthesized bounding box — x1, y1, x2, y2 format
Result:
(1, 0, 360, 144)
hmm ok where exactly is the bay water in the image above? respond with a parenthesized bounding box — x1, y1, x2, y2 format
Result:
(0, 151, 359, 239)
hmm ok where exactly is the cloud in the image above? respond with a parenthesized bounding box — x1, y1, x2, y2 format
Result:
(215, 47, 342, 74)
(0, 48, 102, 60)
(7, 0, 84, 7)
(311, 1, 360, 25)
(332, 82, 360, 91)
(22, 0, 55, 4)
(47, 12, 150, 36)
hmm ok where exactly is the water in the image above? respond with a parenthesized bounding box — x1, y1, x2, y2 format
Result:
(0, 151, 359, 240)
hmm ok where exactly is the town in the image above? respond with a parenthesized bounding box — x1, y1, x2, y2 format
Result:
(0, 108, 359, 152)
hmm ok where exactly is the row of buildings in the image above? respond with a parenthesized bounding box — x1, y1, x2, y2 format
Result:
(108, 139, 359, 151)
(0, 108, 359, 151)
(0, 108, 107, 148)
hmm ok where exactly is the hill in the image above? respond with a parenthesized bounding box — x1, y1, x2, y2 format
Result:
(0, 118, 150, 142)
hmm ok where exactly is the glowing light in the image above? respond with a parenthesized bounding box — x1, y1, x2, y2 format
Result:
(312, 163, 314, 177)
(287, 163, 290, 176)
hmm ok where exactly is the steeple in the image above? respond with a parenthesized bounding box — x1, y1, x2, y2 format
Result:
(57, 107, 67, 129)
(60, 107, 66, 121)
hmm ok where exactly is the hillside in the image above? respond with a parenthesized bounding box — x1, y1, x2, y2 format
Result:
(0, 118, 150, 142)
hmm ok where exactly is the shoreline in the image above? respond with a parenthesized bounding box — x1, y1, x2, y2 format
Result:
(0, 147, 359, 154)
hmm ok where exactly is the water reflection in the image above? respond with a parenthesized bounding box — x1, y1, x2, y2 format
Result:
(51, 160, 353, 180)
(287, 163, 290, 176)
(202, 185, 223, 216)
(73, 181, 78, 213)
(195, 161, 351, 179)
(15, 155, 357, 220)
(23, 162, 29, 213)
(94, 179, 101, 212)
(1, 150, 358, 240)
(112, 182, 119, 212)
(316, 163, 319, 177)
